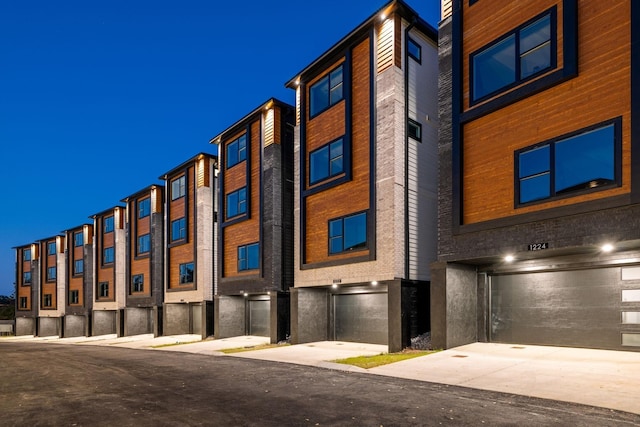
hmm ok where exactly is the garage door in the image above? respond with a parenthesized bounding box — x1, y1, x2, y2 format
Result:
(248, 299, 270, 337)
(490, 267, 635, 350)
(333, 293, 388, 345)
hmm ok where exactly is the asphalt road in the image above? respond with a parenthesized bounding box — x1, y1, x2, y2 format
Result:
(1, 342, 639, 426)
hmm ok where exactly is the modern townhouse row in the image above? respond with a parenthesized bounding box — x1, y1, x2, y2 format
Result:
(14, 0, 640, 354)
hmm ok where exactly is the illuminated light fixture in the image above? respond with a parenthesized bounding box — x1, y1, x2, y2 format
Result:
(601, 243, 614, 253)
(332, 284, 338, 289)
(371, 281, 378, 286)
(243, 292, 249, 297)
(380, 12, 387, 20)
(295, 79, 300, 86)
(504, 255, 515, 262)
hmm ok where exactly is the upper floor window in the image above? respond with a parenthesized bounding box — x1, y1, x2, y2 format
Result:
(310, 65, 344, 117)
(23, 249, 31, 261)
(171, 176, 186, 201)
(43, 294, 52, 308)
(310, 138, 343, 185)
(226, 187, 247, 219)
(23, 271, 31, 285)
(70, 290, 79, 305)
(19, 297, 28, 309)
(171, 218, 186, 242)
(47, 242, 56, 255)
(74, 260, 83, 275)
(179, 262, 194, 284)
(471, 11, 553, 103)
(103, 247, 114, 265)
(238, 243, 259, 272)
(47, 266, 56, 281)
(329, 211, 367, 255)
(98, 282, 109, 298)
(226, 134, 247, 169)
(138, 198, 151, 218)
(74, 232, 83, 247)
(517, 120, 619, 205)
(104, 216, 114, 233)
(138, 234, 151, 254)
(408, 37, 421, 63)
(408, 119, 422, 142)
(132, 274, 144, 293)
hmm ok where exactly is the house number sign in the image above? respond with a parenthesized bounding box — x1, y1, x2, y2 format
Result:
(528, 242, 548, 251)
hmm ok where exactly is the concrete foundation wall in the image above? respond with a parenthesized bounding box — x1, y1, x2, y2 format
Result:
(214, 296, 245, 339)
(124, 307, 154, 336)
(163, 303, 190, 335)
(38, 317, 61, 337)
(290, 288, 328, 344)
(64, 314, 88, 338)
(15, 317, 36, 336)
(92, 310, 117, 336)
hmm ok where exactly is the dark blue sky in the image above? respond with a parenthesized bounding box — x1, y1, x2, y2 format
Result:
(0, 0, 440, 296)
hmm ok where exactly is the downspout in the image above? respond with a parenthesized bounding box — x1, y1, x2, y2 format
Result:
(404, 17, 416, 280)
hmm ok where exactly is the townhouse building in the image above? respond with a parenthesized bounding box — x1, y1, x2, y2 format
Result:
(160, 153, 217, 338)
(286, 0, 438, 352)
(14, 244, 37, 335)
(36, 235, 66, 336)
(435, 0, 640, 352)
(63, 224, 93, 337)
(121, 185, 165, 336)
(90, 206, 126, 336)
(210, 98, 295, 343)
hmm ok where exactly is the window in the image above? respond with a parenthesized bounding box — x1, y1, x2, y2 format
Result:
(310, 138, 344, 184)
(138, 198, 151, 218)
(226, 134, 247, 169)
(47, 267, 56, 281)
(238, 243, 259, 272)
(132, 274, 144, 293)
(179, 262, 194, 284)
(74, 260, 83, 275)
(138, 234, 151, 254)
(517, 121, 618, 205)
(43, 294, 52, 308)
(226, 187, 247, 219)
(23, 271, 31, 285)
(408, 119, 422, 141)
(98, 282, 109, 298)
(171, 176, 186, 200)
(472, 12, 553, 102)
(103, 247, 114, 265)
(310, 65, 344, 117)
(47, 241, 56, 255)
(74, 232, 83, 247)
(19, 297, 27, 309)
(408, 37, 421, 62)
(23, 249, 31, 261)
(70, 290, 79, 304)
(171, 218, 186, 242)
(104, 216, 114, 233)
(329, 212, 367, 254)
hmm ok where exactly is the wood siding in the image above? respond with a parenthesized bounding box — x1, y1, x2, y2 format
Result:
(41, 239, 57, 309)
(68, 229, 85, 306)
(461, 1, 631, 224)
(96, 214, 115, 302)
(168, 167, 196, 290)
(130, 194, 153, 297)
(17, 247, 31, 311)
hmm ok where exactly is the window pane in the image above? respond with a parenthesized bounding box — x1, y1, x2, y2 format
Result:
(310, 146, 329, 183)
(519, 145, 550, 178)
(75, 233, 83, 247)
(329, 236, 343, 254)
(520, 173, 550, 203)
(227, 192, 238, 218)
(520, 15, 551, 54)
(521, 42, 551, 79)
(139, 199, 150, 218)
(227, 140, 238, 167)
(329, 219, 342, 238)
(238, 188, 247, 214)
(247, 244, 259, 270)
(555, 125, 615, 193)
(473, 35, 516, 100)
(238, 135, 247, 162)
(310, 76, 329, 117)
(343, 213, 367, 251)
(408, 38, 421, 61)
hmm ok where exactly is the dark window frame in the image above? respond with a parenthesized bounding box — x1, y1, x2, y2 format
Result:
(138, 198, 151, 218)
(328, 211, 368, 255)
(74, 232, 83, 247)
(47, 266, 56, 281)
(23, 249, 31, 261)
(309, 137, 345, 185)
(226, 134, 247, 169)
(69, 290, 79, 305)
(179, 262, 194, 285)
(98, 281, 109, 298)
(132, 274, 144, 293)
(47, 241, 56, 255)
(407, 37, 422, 63)
(43, 293, 52, 308)
(103, 247, 115, 265)
(23, 271, 31, 285)
(170, 218, 187, 243)
(74, 259, 83, 276)
(226, 187, 247, 220)
(237, 243, 259, 272)
(19, 297, 27, 309)
(104, 216, 114, 233)
(137, 233, 151, 255)
(171, 175, 186, 201)
(309, 64, 344, 118)
(408, 119, 422, 142)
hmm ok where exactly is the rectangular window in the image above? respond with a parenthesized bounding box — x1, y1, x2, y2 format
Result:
(138, 198, 151, 218)
(171, 176, 186, 200)
(23, 271, 31, 285)
(47, 241, 56, 255)
(138, 234, 151, 254)
(238, 243, 259, 272)
(104, 216, 114, 233)
(408, 37, 421, 62)
(310, 65, 344, 117)
(19, 297, 27, 309)
(226, 187, 247, 219)
(226, 134, 247, 169)
(517, 120, 619, 205)
(47, 266, 56, 281)
(70, 290, 79, 305)
(472, 11, 553, 102)
(310, 138, 344, 184)
(408, 119, 422, 141)
(23, 249, 31, 261)
(179, 262, 194, 284)
(132, 274, 144, 293)
(329, 212, 367, 254)
(43, 294, 52, 308)
(74, 232, 83, 247)
(103, 247, 114, 265)
(98, 282, 109, 298)
(74, 260, 83, 275)
(171, 218, 186, 242)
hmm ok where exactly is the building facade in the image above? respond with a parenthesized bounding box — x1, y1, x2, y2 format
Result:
(63, 224, 94, 337)
(14, 244, 37, 335)
(36, 236, 66, 336)
(435, 0, 640, 351)
(160, 153, 217, 338)
(210, 98, 295, 343)
(287, 0, 438, 352)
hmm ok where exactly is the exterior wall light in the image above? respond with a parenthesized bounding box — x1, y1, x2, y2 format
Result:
(602, 244, 614, 253)
(331, 284, 338, 289)
(371, 281, 378, 286)
(380, 13, 387, 20)
(504, 255, 515, 262)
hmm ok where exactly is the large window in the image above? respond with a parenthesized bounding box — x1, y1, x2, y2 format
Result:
(104, 216, 114, 233)
(23, 249, 31, 261)
(132, 274, 144, 293)
(472, 11, 553, 102)
(138, 234, 151, 254)
(310, 138, 344, 185)
(47, 241, 56, 255)
(74, 232, 83, 247)
(171, 176, 186, 200)
(70, 290, 79, 304)
(23, 271, 31, 285)
(226, 187, 247, 219)
(310, 65, 344, 117)
(238, 243, 259, 272)
(329, 212, 367, 254)
(43, 294, 52, 308)
(171, 218, 186, 242)
(179, 262, 194, 284)
(74, 260, 83, 275)
(98, 282, 109, 298)
(517, 120, 618, 205)
(47, 267, 56, 281)
(138, 198, 151, 218)
(103, 247, 114, 265)
(226, 134, 247, 169)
